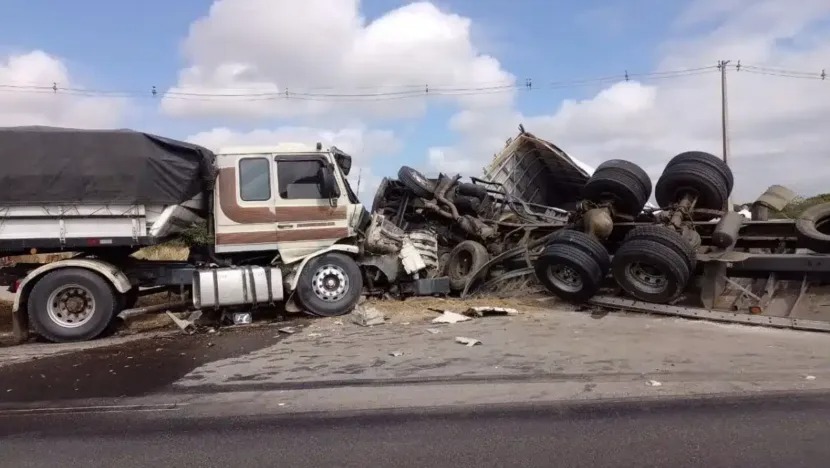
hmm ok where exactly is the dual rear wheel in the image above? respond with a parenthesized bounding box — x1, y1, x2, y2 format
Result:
(538, 151, 733, 305)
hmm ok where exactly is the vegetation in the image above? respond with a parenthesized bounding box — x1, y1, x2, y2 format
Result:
(768, 193, 830, 219)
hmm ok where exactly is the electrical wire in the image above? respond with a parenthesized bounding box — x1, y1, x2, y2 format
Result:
(0, 62, 824, 102)
(0, 65, 721, 101)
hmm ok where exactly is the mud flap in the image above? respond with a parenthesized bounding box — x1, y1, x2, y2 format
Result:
(11, 307, 29, 344)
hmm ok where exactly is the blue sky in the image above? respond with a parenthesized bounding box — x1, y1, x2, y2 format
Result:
(2, 0, 830, 200)
(0, 0, 678, 136)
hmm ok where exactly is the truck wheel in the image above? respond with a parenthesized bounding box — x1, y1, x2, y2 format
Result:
(581, 161, 650, 217)
(665, 151, 733, 194)
(611, 238, 691, 304)
(446, 240, 489, 291)
(534, 243, 603, 303)
(455, 182, 488, 200)
(398, 166, 435, 199)
(655, 161, 729, 210)
(27, 268, 117, 343)
(795, 202, 830, 253)
(296, 253, 363, 317)
(623, 225, 697, 272)
(547, 229, 611, 274)
(596, 159, 652, 201)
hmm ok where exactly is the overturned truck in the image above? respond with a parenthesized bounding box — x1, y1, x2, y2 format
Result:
(375, 127, 830, 332)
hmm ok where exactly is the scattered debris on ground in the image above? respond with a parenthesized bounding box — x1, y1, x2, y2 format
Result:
(351, 305, 387, 326)
(166, 311, 203, 334)
(646, 380, 663, 387)
(389, 350, 404, 357)
(278, 326, 300, 335)
(455, 336, 482, 347)
(432, 311, 471, 324)
(463, 306, 519, 317)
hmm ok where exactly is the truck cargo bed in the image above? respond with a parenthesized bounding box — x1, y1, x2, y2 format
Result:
(0, 195, 205, 255)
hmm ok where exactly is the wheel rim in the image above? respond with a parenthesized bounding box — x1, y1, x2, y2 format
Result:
(547, 264, 583, 293)
(625, 262, 668, 294)
(46, 284, 96, 328)
(311, 264, 350, 302)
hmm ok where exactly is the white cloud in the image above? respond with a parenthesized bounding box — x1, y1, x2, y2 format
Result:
(186, 124, 401, 199)
(0, 50, 126, 128)
(162, 0, 515, 121)
(434, 0, 830, 201)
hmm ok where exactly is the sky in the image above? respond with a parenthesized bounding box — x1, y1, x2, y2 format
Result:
(1, 0, 829, 203)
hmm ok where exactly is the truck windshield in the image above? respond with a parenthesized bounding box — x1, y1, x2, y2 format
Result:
(341, 168, 360, 204)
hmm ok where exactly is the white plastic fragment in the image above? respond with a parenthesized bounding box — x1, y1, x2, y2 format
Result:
(805, 375, 817, 381)
(646, 380, 662, 387)
(432, 311, 471, 324)
(278, 326, 299, 334)
(399, 238, 428, 274)
(390, 350, 404, 357)
(233, 312, 252, 325)
(455, 336, 481, 347)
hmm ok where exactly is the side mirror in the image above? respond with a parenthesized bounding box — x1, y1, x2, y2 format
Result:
(318, 165, 341, 199)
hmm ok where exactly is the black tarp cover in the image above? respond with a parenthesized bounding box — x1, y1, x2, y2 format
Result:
(0, 126, 216, 205)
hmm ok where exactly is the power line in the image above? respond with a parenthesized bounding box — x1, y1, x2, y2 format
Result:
(0, 65, 720, 102)
(0, 62, 824, 102)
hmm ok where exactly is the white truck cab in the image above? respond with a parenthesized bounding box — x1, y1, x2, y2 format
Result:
(212, 143, 365, 263)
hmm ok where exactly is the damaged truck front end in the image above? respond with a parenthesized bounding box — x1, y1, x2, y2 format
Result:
(369, 128, 591, 293)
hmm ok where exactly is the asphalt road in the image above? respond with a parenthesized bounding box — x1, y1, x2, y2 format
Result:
(2, 391, 829, 467)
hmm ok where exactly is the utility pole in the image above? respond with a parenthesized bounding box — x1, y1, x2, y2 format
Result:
(719, 60, 732, 210)
(719, 60, 731, 166)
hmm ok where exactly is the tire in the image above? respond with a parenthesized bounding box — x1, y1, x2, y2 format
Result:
(611, 239, 691, 304)
(654, 161, 728, 211)
(27, 268, 118, 343)
(581, 164, 649, 217)
(547, 229, 611, 274)
(296, 253, 364, 317)
(398, 166, 435, 199)
(795, 202, 830, 253)
(454, 195, 481, 214)
(455, 182, 488, 200)
(445, 240, 490, 291)
(623, 225, 697, 272)
(534, 243, 603, 303)
(665, 151, 733, 194)
(596, 159, 652, 201)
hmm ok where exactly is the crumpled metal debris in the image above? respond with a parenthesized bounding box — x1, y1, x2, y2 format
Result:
(463, 306, 519, 317)
(432, 311, 471, 324)
(351, 305, 386, 326)
(455, 336, 481, 347)
(166, 310, 203, 334)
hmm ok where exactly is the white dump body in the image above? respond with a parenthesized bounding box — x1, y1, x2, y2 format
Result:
(0, 194, 205, 247)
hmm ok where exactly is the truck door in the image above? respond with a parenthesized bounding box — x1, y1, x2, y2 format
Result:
(214, 155, 278, 252)
(273, 155, 350, 262)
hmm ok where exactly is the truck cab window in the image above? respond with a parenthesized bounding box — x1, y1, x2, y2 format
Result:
(239, 157, 271, 201)
(278, 160, 326, 199)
